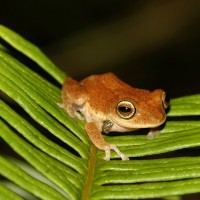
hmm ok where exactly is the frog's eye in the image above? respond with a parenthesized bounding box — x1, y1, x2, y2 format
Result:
(162, 92, 170, 109)
(117, 100, 136, 119)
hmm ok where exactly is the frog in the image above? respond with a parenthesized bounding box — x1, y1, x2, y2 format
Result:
(60, 73, 169, 161)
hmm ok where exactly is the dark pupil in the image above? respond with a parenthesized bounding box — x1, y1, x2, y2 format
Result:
(119, 106, 131, 113)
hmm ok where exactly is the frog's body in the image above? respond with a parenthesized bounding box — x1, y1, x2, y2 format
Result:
(61, 73, 169, 160)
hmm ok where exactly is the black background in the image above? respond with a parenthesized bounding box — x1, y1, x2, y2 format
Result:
(1, 0, 200, 98)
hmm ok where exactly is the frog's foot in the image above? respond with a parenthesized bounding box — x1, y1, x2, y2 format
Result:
(74, 111, 85, 120)
(104, 144, 129, 161)
(85, 122, 129, 161)
(58, 102, 85, 120)
(57, 103, 65, 109)
(147, 127, 161, 139)
(57, 103, 75, 118)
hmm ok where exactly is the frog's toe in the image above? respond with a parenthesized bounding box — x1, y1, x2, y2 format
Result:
(147, 127, 161, 139)
(104, 144, 129, 161)
(57, 103, 65, 108)
(104, 146, 111, 160)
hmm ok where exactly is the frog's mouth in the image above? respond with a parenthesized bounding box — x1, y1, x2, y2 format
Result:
(110, 122, 164, 133)
(109, 122, 139, 132)
(110, 115, 166, 131)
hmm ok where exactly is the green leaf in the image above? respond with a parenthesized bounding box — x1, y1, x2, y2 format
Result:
(0, 184, 24, 200)
(0, 25, 66, 84)
(1, 24, 200, 199)
(168, 95, 200, 116)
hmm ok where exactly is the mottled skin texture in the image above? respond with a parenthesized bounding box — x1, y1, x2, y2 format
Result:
(61, 73, 169, 160)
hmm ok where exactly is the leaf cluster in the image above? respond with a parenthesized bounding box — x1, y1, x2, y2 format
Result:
(1, 25, 200, 199)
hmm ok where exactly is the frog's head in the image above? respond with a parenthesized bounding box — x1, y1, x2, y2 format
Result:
(109, 89, 170, 130)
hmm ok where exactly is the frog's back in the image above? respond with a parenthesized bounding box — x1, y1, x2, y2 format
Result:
(80, 73, 127, 112)
(81, 73, 131, 92)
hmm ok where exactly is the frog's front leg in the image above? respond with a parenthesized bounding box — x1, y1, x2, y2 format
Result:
(85, 122, 129, 161)
(147, 127, 161, 139)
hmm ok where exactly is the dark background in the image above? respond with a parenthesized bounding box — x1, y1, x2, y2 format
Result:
(1, 2, 200, 199)
(1, 0, 200, 98)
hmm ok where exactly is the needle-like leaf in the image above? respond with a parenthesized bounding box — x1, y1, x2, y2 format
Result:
(1, 25, 200, 200)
